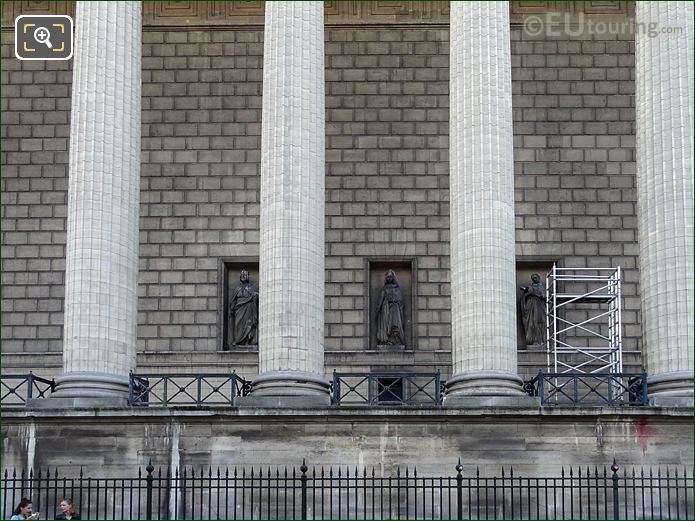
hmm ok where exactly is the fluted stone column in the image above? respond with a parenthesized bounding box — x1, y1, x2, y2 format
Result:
(635, 3, 694, 406)
(49, 2, 142, 407)
(445, 2, 528, 405)
(247, 2, 330, 406)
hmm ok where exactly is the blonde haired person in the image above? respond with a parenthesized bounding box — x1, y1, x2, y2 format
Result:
(54, 499, 79, 520)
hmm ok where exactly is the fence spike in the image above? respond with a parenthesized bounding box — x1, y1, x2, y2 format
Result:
(12, 468, 16, 479)
(501, 467, 505, 479)
(569, 467, 573, 478)
(649, 467, 652, 478)
(54, 467, 59, 478)
(396, 467, 400, 478)
(603, 466, 607, 477)
(175, 467, 179, 479)
(80, 467, 84, 478)
(414, 467, 417, 479)
(193, 467, 197, 479)
(283, 467, 287, 478)
(338, 467, 342, 478)
(405, 467, 409, 478)
(3, 468, 6, 478)
(510, 467, 514, 478)
(292, 467, 295, 478)
(355, 466, 358, 478)
(233, 467, 237, 478)
(158, 467, 162, 478)
(321, 467, 324, 478)
(217, 467, 221, 478)
(20, 468, 25, 479)
(29, 468, 33, 479)
(476, 466, 479, 478)
(674, 468, 678, 479)
(657, 467, 661, 478)
(561, 467, 565, 478)
(312, 468, 316, 478)
(594, 466, 599, 477)
(666, 467, 670, 478)
(371, 467, 374, 478)
(251, 467, 254, 478)
(363, 467, 366, 478)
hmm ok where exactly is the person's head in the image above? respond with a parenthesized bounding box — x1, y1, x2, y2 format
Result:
(240, 270, 249, 283)
(531, 273, 541, 283)
(59, 499, 75, 516)
(385, 269, 397, 285)
(13, 498, 33, 517)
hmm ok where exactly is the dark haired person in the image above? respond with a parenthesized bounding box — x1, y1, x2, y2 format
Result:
(11, 498, 39, 519)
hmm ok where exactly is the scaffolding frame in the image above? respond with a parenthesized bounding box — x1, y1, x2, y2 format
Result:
(546, 265, 623, 375)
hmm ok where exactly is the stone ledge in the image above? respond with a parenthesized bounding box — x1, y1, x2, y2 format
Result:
(3, 405, 692, 421)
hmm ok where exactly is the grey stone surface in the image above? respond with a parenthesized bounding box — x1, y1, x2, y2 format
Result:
(1, 408, 692, 477)
(1, 14, 641, 375)
(634, 2, 694, 399)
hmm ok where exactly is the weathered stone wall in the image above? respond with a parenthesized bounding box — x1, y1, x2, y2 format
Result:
(1, 7, 640, 377)
(2, 408, 691, 477)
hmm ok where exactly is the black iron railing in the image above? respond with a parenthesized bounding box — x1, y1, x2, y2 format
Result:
(128, 372, 253, 407)
(1, 461, 691, 520)
(331, 371, 442, 406)
(0, 373, 55, 407)
(524, 372, 648, 406)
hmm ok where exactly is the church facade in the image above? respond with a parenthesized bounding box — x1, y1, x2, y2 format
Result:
(1, 1, 693, 516)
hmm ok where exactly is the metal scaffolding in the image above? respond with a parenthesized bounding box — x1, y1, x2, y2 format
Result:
(546, 265, 623, 374)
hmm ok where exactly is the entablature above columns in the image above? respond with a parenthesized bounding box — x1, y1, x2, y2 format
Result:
(3, 1, 631, 28)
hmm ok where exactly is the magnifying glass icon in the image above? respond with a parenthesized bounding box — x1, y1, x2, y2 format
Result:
(34, 26, 53, 49)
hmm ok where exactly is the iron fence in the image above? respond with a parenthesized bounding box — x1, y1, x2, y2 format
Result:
(524, 372, 648, 406)
(0, 372, 55, 407)
(331, 371, 442, 406)
(128, 372, 253, 407)
(2, 461, 691, 520)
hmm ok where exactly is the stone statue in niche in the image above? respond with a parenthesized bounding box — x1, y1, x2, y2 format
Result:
(228, 269, 259, 347)
(520, 273, 547, 347)
(376, 269, 405, 347)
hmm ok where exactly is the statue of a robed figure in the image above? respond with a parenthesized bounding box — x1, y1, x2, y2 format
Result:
(228, 270, 259, 347)
(520, 273, 547, 347)
(376, 269, 405, 347)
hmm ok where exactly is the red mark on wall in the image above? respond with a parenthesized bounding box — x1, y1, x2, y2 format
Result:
(635, 416, 655, 455)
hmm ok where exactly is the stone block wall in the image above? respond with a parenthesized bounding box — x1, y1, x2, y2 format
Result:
(1, 9, 640, 376)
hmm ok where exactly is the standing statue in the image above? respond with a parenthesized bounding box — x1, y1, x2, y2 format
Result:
(376, 269, 405, 347)
(228, 270, 259, 347)
(520, 273, 547, 347)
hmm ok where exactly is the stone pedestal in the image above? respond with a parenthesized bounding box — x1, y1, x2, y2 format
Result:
(48, 2, 142, 407)
(635, 2, 694, 407)
(445, 1, 525, 404)
(248, 2, 330, 407)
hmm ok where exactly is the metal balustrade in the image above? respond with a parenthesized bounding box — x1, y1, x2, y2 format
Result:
(0, 372, 55, 407)
(128, 372, 253, 407)
(524, 372, 648, 406)
(331, 371, 442, 406)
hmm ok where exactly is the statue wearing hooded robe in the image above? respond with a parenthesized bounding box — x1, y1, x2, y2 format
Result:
(376, 269, 405, 347)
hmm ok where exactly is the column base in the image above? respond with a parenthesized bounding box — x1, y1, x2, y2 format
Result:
(443, 370, 539, 407)
(648, 371, 694, 407)
(30, 372, 130, 409)
(238, 370, 331, 408)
